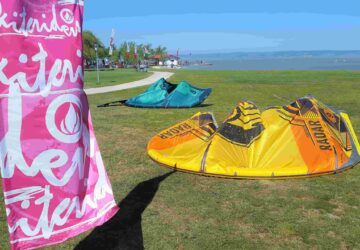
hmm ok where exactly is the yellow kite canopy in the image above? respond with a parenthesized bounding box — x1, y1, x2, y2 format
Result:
(148, 96, 360, 179)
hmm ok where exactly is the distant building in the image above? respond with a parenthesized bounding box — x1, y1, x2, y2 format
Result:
(150, 54, 162, 66)
(150, 54, 181, 68)
(165, 55, 180, 68)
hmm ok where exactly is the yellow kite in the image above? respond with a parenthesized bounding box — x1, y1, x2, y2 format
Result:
(148, 96, 360, 179)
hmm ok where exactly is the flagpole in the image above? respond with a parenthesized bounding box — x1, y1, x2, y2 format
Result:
(94, 43, 100, 84)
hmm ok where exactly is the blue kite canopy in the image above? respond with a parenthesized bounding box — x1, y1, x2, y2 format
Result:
(125, 78, 212, 108)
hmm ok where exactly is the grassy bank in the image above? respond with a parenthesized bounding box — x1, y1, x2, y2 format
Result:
(0, 70, 359, 249)
(84, 68, 151, 88)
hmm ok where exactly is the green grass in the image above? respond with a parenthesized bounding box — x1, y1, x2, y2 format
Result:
(84, 68, 151, 88)
(1, 70, 360, 249)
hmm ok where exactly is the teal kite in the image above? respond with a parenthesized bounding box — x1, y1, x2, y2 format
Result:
(98, 78, 212, 108)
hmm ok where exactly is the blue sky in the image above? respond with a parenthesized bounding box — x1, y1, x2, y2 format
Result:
(84, 0, 360, 53)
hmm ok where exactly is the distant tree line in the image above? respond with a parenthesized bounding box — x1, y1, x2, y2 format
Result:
(83, 31, 168, 65)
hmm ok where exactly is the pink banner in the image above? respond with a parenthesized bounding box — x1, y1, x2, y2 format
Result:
(0, 1, 118, 249)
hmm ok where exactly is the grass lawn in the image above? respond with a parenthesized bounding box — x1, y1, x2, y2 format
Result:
(84, 68, 151, 88)
(0, 70, 360, 249)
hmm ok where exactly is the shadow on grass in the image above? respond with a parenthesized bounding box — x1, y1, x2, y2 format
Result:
(75, 171, 175, 250)
(97, 103, 214, 109)
(194, 103, 213, 108)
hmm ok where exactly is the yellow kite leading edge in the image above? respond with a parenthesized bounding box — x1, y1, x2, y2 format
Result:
(148, 96, 360, 179)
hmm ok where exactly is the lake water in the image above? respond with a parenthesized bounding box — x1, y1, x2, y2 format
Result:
(182, 57, 360, 70)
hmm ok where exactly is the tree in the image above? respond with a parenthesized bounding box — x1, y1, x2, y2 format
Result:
(153, 46, 168, 61)
(106, 45, 120, 62)
(83, 33, 168, 66)
(142, 43, 152, 60)
(118, 42, 147, 65)
(82, 31, 106, 62)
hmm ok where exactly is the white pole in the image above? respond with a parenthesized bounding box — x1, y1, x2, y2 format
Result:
(95, 43, 100, 84)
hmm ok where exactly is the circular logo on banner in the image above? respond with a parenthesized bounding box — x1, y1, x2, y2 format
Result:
(46, 94, 83, 144)
(60, 9, 74, 24)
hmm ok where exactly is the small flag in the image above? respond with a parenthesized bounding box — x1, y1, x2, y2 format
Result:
(126, 43, 130, 59)
(144, 47, 149, 54)
(134, 46, 138, 59)
(109, 29, 115, 56)
(143, 46, 150, 57)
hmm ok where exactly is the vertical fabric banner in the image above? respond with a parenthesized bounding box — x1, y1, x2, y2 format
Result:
(109, 28, 115, 56)
(0, 1, 119, 249)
